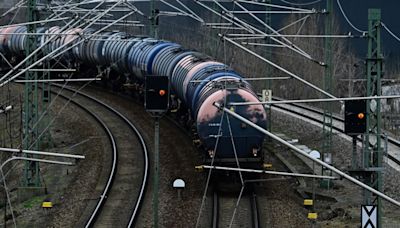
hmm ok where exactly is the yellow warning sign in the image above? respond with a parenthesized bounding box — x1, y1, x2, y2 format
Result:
(303, 199, 313, 206)
(42, 202, 53, 208)
(307, 212, 317, 220)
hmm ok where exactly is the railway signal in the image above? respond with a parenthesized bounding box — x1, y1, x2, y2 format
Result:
(145, 76, 169, 113)
(344, 100, 367, 135)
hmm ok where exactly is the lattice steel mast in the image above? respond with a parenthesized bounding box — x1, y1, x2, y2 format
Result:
(264, 0, 272, 132)
(364, 8, 383, 227)
(23, 0, 40, 186)
(321, 0, 333, 188)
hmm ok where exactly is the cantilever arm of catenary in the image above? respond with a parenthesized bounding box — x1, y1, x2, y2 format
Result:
(197, 0, 317, 63)
(0, 0, 114, 84)
(0, 147, 85, 159)
(0, 1, 132, 87)
(230, 1, 316, 60)
(221, 35, 336, 99)
(0, 0, 105, 82)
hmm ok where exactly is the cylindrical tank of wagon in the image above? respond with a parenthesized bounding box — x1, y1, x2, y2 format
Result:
(111, 40, 126, 68)
(36, 27, 46, 48)
(10, 26, 26, 53)
(195, 82, 267, 159)
(127, 38, 155, 80)
(0, 28, 4, 53)
(151, 44, 182, 76)
(61, 28, 82, 60)
(170, 55, 202, 101)
(116, 39, 138, 72)
(135, 40, 158, 74)
(183, 61, 226, 103)
(145, 42, 177, 75)
(102, 32, 127, 65)
(192, 73, 242, 113)
(1, 26, 20, 53)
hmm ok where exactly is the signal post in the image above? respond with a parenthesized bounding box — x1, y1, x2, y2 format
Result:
(145, 76, 169, 228)
(346, 9, 383, 228)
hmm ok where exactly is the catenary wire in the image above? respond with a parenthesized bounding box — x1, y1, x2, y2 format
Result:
(280, 0, 322, 6)
(382, 22, 400, 43)
(336, 0, 366, 33)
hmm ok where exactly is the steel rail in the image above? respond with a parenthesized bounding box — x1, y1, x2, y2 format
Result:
(250, 189, 259, 228)
(49, 87, 118, 227)
(211, 186, 260, 228)
(52, 84, 149, 228)
(212, 191, 219, 228)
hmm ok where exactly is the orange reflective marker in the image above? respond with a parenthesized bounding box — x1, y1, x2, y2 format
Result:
(357, 113, 365, 119)
(159, 89, 166, 96)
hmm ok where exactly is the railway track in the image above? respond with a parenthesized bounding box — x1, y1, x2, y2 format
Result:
(270, 97, 400, 168)
(50, 84, 149, 227)
(212, 186, 260, 228)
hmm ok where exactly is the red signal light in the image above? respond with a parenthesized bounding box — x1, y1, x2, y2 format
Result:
(159, 89, 166, 96)
(357, 113, 365, 119)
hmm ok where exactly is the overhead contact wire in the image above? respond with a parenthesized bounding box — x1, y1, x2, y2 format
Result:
(336, 0, 366, 33)
(382, 22, 400, 43)
(280, 0, 321, 6)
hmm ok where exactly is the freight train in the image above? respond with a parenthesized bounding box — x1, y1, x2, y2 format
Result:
(0, 25, 267, 165)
